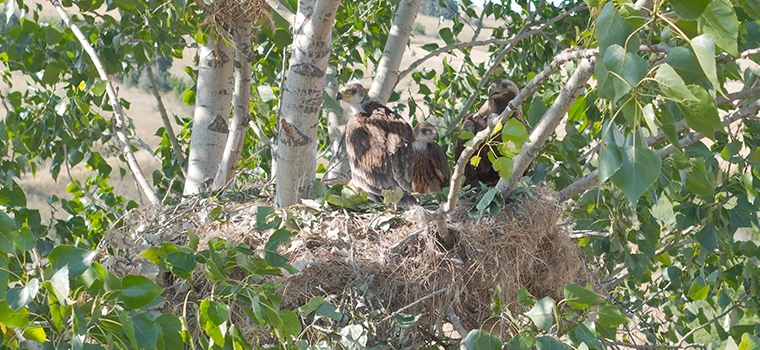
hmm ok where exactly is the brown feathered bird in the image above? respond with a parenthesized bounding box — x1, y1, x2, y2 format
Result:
(337, 81, 418, 207)
(411, 121, 450, 193)
(454, 78, 528, 188)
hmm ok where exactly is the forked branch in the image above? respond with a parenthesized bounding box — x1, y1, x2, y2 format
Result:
(50, 0, 161, 206)
(146, 65, 186, 172)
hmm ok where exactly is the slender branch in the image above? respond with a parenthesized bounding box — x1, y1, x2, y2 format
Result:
(380, 288, 447, 323)
(603, 340, 704, 350)
(716, 86, 760, 107)
(447, 305, 468, 339)
(558, 98, 760, 202)
(675, 294, 750, 348)
(717, 46, 760, 63)
(50, 0, 161, 206)
(265, 0, 295, 26)
(396, 3, 586, 84)
(496, 57, 596, 196)
(146, 65, 186, 172)
(439, 47, 598, 218)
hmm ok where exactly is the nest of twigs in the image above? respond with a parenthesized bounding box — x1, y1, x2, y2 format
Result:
(102, 184, 596, 346)
(201, 0, 272, 27)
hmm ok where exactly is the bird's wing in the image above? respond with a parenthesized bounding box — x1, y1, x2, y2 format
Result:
(431, 143, 451, 186)
(345, 116, 396, 196)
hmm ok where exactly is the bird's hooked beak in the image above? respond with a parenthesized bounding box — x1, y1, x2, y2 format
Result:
(336, 91, 343, 101)
(487, 84, 494, 97)
(433, 131, 440, 142)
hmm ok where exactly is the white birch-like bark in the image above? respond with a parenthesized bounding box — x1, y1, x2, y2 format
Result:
(275, 0, 342, 207)
(212, 23, 253, 190)
(183, 38, 235, 196)
(495, 57, 596, 197)
(49, 0, 161, 206)
(368, 0, 423, 104)
(322, 65, 351, 184)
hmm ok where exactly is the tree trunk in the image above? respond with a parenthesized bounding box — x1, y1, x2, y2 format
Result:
(368, 0, 423, 104)
(322, 65, 351, 184)
(183, 37, 235, 196)
(275, 0, 342, 207)
(212, 23, 253, 190)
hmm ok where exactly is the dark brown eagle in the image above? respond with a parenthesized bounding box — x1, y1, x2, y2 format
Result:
(411, 121, 450, 193)
(454, 78, 528, 188)
(337, 81, 418, 207)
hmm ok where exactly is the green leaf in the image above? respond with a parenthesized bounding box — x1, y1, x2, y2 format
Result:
(13, 227, 35, 251)
(536, 336, 567, 350)
(133, 312, 160, 349)
(6, 279, 39, 311)
(685, 161, 714, 197)
(610, 145, 662, 207)
(200, 300, 229, 326)
(279, 310, 301, 338)
(739, 333, 760, 350)
(596, 2, 633, 54)
(492, 157, 513, 180)
(667, 47, 705, 85)
(421, 43, 439, 52)
(48, 266, 70, 306)
(265, 229, 291, 268)
(597, 304, 628, 327)
(688, 277, 710, 300)
(0, 300, 29, 328)
(156, 314, 183, 350)
(696, 226, 718, 252)
(655, 64, 698, 103)
(603, 45, 647, 102)
(502, 118, 529, 142)
(570, 323, 599, 349)
(298, 296, 325, 316)
(698, 0, 739, 56)
(563, 284, 601, 310)
(463, 330, 503, 350)
(518, 288, 536, 307)
(691, 35, 720, 91)
(48, 245, 96, 278)
(470, 155, 481, 167)
(438, 27, 455, 45)
(680, 85, 722, 140)
(525, 297, 555, 332)
(273, 28, 292, 48)
(599, 142, 623, 184)
(121, 275, 163, 310)
(670, 0, 710, 20)
(22, 326, 46, 343)
(508, 334, 532, 350)
(741, 0, 760, 20)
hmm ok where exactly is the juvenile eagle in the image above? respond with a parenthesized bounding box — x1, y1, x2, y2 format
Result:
(411, 121, 450, 193)
(454, 78, 527, 188)
(337, 81, 418, 207)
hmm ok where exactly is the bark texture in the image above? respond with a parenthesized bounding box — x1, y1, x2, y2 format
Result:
(368, 0, 423, 104)
(212, 23, 254, 190)
(183, 38, 235, 196)
(275, 0, 342, 207)
(322, 65, 351, 184)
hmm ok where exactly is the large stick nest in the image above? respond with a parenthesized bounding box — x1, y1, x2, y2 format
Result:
(102, 185, 598, 344)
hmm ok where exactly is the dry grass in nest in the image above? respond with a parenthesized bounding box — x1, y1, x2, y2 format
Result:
(103, 183, 596, 346)
(276, 187, 596, 341)
(201, 0, 273, 29)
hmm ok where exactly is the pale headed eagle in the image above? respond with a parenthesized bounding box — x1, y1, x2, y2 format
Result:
(411, 121, 450, 193)
(454, 78, 528, 188)
(337, 81, 418, 208)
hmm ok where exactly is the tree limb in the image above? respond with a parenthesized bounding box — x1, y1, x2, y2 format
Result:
(50, 0, 161, 206)
(396, 3, 586, 84)
(265, 0, 295, 26)
(496, 57, 596, 196)
(146, 65, 186, 173)
(435, 48, 597, 246)
(675, 293, 750, 348)
(558, 98, 760, 202)
(368, 0, 423, 104)
(212, 22, 254, 191)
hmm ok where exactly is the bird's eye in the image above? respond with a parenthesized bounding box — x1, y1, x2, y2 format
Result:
(349, 89, 357, 94)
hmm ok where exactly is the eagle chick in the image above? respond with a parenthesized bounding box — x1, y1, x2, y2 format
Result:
(337, 81, 418, 208)
(411, 121, 450, 193)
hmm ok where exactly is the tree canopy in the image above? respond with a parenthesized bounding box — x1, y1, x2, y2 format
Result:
(1, 0, 760, 348)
